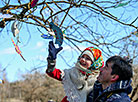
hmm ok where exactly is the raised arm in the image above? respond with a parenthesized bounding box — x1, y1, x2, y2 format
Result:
(46, 41, 63, 80)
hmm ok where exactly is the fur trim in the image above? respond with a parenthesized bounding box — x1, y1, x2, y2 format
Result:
(62, 67, 99, 102)
(81, 50, 94, 62)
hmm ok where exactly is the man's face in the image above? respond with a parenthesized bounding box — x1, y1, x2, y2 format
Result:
(97, 62, 113, 84)
(79, 54, 93, 69)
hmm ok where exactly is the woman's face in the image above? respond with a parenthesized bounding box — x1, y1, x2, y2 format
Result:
(79, 54, 93, 69)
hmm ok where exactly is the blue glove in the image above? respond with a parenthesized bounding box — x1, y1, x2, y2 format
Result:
(47, 41, 63, 60)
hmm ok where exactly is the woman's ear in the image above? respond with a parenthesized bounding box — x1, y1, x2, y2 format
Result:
(111, 74, 119, 82)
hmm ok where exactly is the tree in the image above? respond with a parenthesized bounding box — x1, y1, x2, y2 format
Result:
(9, 71, 65, 102)
(0, 69, 137, 102)
(0, 0, 138, 59)
(0, 1, 138, 101)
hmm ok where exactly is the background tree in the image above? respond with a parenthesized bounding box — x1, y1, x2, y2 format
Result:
(0, 69, 137, 102)
(0, 0, 138, 59)
(0, 71, 65, 102)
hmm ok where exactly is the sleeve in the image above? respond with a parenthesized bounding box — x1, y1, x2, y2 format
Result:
(61, 96, 69, 102)
(46, 58, 56, 73)
(46, 68, 63, 81)
(46, 57, 65, 81)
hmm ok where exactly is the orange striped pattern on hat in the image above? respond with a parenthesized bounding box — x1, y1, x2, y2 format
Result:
(82, 47, 104, 70)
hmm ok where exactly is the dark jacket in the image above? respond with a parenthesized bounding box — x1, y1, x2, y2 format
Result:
(87, 80, 132, 102)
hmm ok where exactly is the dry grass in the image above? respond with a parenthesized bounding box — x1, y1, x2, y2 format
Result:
(1, 98, 24, 102)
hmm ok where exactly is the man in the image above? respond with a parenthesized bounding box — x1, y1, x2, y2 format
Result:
(87, 56, 133, 102)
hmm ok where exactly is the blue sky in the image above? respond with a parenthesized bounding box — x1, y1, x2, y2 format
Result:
(0, 0, 138, 82)
(0, 0, 88, 82)
(0, 21, 88, 82)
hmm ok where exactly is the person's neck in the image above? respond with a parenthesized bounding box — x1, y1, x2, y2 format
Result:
(102, 82, 113, 89)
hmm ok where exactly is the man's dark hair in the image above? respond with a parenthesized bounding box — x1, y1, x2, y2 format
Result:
(106, 56, 133, 81)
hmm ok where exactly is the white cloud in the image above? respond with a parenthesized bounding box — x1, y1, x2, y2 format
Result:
(37, 55, 45, 61)
(36, 41, 44, 48)
(0, 47, 15, 55)
(30, 41, 46, 52)
(63, 45, 86, 52)
(41, 48, 46, 52)
(31, 55, 46, 61)
(0, 14, 13, 18)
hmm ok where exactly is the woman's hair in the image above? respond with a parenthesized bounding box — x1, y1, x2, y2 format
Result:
(106, 56, 133, 81)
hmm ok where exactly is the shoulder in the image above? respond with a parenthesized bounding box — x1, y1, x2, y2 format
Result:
(107, 93, 131, 102)
(87, 81, 102, 102)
